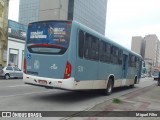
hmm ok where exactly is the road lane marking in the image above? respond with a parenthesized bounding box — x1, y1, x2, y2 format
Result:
(0, 90, 54, 98)
(7, 85, 30, 88)
(0, 85, 33, 89)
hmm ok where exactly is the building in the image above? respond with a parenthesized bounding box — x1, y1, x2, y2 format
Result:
(131, 36, 145, 58)
(0, 0, 9, 66)
(144, 35, 160, 67)
(7, 20, 27, 69)
(19, 0, 107, 35)
(131, 34, 160, 76)
(19, 0, 39, 25)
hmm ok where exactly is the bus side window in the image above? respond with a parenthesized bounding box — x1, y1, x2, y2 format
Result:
(129, 54, 136, 67)
(132, 55, 136, 67)
(118, 49, 122, 65)
(84, 33, 91, 59)
(78, 30, 85, 58)
(111, 46, 118, 64)
(129, 54, 131, 67)
(91, 37, 99, 60)
(100, 41, 106, 62)
(107, 44, 111, 60)
(84, 33, 99, 61)
(100, 41, 111, 63)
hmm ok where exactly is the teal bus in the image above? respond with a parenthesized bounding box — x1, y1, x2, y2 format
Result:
(23, 20, 142, 95)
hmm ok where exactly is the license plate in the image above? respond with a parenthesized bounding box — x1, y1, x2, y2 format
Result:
(38, 80, 47, 85)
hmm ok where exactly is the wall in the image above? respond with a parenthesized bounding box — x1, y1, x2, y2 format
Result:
(74, 0, 107, 35)
(0, 0, 9, 66)
(39, 0, 69, 21)
(19, 0, 39, 25)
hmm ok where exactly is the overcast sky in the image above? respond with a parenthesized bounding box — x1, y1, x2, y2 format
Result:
(8, 0, 160, 49)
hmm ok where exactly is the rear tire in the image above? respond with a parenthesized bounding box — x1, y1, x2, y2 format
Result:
(134, 78, 137, 84)
(104, 79, 113, 95)
(5, 74, 10, 79)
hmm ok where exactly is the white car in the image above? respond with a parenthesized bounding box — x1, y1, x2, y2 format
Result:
(0, 66, 23, 79)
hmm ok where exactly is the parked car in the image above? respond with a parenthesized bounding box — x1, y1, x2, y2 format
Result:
(0, 66, 23, 79)
(152, 70, 159, 81)
(141, 74, 145, 78)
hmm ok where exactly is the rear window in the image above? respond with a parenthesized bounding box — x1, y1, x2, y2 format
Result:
(27, 21, 72, 54)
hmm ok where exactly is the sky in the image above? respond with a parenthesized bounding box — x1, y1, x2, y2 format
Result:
(8, 0, 160, 49)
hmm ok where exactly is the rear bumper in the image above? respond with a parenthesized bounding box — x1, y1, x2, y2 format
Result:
(152, 76, 159, 80)
(23, 74, 75, 90)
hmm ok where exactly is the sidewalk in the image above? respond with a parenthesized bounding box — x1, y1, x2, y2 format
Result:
(90, 84, 160, 112)
(67, 79, 160, 120)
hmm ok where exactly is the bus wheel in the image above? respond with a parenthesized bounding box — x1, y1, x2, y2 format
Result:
(104, 79, 113, 95)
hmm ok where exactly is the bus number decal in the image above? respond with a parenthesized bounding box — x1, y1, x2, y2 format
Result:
(78, 66, 84, 72)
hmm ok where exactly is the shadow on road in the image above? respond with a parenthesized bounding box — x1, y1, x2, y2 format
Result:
(28, 86, 137, 103)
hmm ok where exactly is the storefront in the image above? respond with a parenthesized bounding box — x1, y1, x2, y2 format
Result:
(7, 37, 25, 69)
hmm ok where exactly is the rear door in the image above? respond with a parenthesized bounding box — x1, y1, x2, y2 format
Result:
(26, 21, 72, 79)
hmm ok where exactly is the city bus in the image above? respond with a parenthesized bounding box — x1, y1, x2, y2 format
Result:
(23, 20, 142, 95)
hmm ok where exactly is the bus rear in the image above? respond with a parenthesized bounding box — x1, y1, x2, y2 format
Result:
(23, 21, 75, 90)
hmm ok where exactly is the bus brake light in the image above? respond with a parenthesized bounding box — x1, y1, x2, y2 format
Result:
(64, 61, 72, 79)
(24, 58, 26, 74)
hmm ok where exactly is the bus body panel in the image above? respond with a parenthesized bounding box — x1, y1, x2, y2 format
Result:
(24, 21, 74, 79)
(26, 53, 68, 79)
(74, 22, 141, 90)
(23, 21, 77, 89)
(23, 20, 142, 91)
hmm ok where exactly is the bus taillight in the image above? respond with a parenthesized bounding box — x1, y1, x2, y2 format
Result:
(64, 61, 72, 79)
(24, 58, 26, 74)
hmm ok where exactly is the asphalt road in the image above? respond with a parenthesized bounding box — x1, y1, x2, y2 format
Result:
(0, 77, 156, 113)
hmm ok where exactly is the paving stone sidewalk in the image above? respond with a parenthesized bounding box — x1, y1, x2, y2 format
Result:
(67, 84, 160, 120)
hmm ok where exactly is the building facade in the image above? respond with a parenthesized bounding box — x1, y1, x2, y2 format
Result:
(131, 36, 144, 57)
(19, 0, 107, 35)
(144, 35, 160, 67)
(7, 20, 27, 69)
(0, 0, 9, 66)
(19, 0, 39, 25)
(131, 34, 160, 76)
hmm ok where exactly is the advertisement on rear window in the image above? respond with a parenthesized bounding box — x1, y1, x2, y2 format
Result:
(27, 21, 71, 54)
